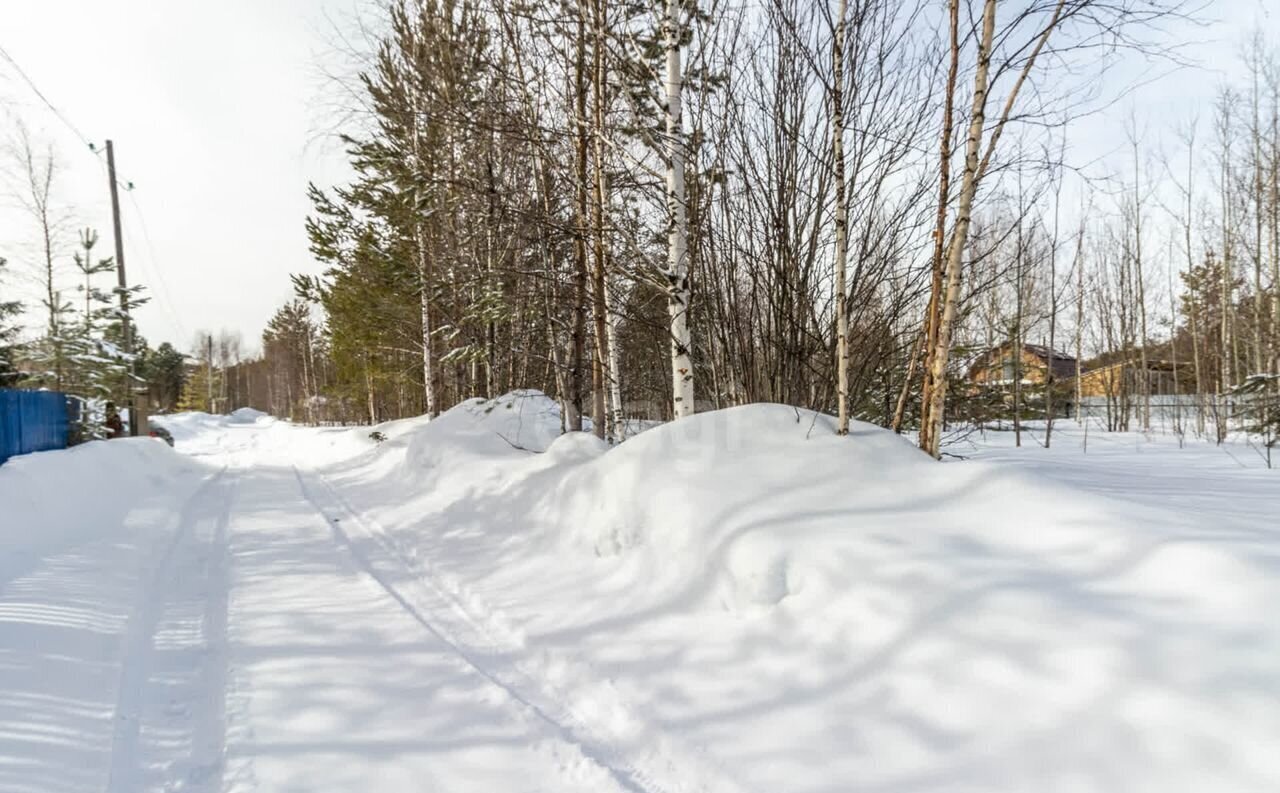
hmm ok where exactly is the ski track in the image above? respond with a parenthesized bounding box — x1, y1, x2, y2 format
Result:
(104, 468, 234, 793)
(292, 465, 750, 793)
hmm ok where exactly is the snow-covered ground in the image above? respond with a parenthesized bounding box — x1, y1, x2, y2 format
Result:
(1, 396, 1278, 792)
(960, 420, 1277, 536)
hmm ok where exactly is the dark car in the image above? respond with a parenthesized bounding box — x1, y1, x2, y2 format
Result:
(149, 425, 175, 447)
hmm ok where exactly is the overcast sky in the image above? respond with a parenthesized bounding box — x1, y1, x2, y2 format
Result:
(0, 0, 362, 354)
(0, 0, 1275, 354)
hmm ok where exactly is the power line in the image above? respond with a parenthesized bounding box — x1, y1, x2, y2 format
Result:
(1, 39, 187, 345)
(0, 41, 96, 150)
(0, 40, 144, 192)
(125, 191, 189, 341)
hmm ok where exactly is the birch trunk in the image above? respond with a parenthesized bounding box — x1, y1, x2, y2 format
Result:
(590, 0, 611, 439)
(921, 0, 996, 458)
(1253, 73, 1266, 379)
(917, 0, 959, 449)
(1167, 240, 1183, 441)
(1222, 178, 1234, 393)
(1181, 130, 1206, 436)
(1074, 223, 1085, 428)
(1013, 219, 1024, 448)
(606, 280, 624, 440)
(1222, 93, 1239, 395)
(665, 0, 693, 418)
(1132, 137, 1150, 432)
(1271, 90, 1280, 384)
(832, 0, 850, 435)
(1045, 216, 1065, 448)
(1271, 90, 1280, 382)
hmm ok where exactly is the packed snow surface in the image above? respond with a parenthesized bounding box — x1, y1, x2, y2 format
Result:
(1, 393, 1278, 792)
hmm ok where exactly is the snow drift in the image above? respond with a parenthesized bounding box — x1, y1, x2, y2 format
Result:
(10, 396, 1275, 792)
(316, 391, 1280, 793)
(0, 437, 208, 567)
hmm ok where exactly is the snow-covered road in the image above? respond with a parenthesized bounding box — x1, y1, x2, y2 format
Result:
(221, 463, 635, 793)
(1, 416, 712, 793)
(0, 461, 628, 791)
(3, 401, 1279, 793)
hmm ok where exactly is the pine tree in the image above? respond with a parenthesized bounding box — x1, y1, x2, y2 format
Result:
(178, 364, 218, 413)
(177, 334, 220, 414)
(263, 302, 320, 421)
(143, 342, 187, 411)
(300, 218, 417, 423)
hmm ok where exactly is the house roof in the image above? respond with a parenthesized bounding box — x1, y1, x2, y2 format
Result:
(1022, 344, 1079, 379)
(1077, 358, 1182, 375)
(970, 342, 1079, 380)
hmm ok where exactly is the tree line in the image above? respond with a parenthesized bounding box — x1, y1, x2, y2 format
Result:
(0, 124, 189, 434)
(251, 0, 1275, 456)
(15, 0, 1276, 458)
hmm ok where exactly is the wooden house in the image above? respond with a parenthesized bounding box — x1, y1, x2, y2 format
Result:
(1072, 359, 1183, 399)
(968, 343, 1079, 387)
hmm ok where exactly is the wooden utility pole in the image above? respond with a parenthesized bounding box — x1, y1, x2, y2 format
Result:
(105, 140, 137, 436)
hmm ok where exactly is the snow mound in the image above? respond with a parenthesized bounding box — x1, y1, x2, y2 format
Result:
(150, 411, 222, 442)
(406, 390, 568, 469)
(0, 438, 209, 565)
(228, 407, 272, 425)
(311, 395, 1280, 793)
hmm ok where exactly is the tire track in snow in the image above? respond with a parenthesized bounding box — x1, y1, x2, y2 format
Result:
(186, 469, 234, 792)
(104, 467, 233, 793)
(292, 466, 750, 793)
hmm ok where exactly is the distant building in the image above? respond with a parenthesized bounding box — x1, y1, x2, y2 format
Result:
(968, 343, 1079, 387)
(1072, 359, 1183, 399)
(969, 343, 1186, 394)
(966, 342, 1188, 424)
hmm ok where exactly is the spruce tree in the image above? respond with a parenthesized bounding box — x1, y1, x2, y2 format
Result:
(62, 228, 125, 398)
(24, 292, 78, 391)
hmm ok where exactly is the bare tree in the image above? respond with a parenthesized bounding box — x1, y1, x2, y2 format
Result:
(8, 125, 69, 389)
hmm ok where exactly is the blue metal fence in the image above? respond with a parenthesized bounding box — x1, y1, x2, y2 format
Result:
(0, 390, 71, 466)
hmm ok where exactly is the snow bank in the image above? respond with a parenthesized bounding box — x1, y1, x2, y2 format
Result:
(313, 392, 1280, 793)
(407, 390, 569, 457)
(228, 406, 271, 425)
(0, 438, 209, 568)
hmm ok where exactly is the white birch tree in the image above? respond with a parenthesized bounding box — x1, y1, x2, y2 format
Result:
(664, 0, 694, 418)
